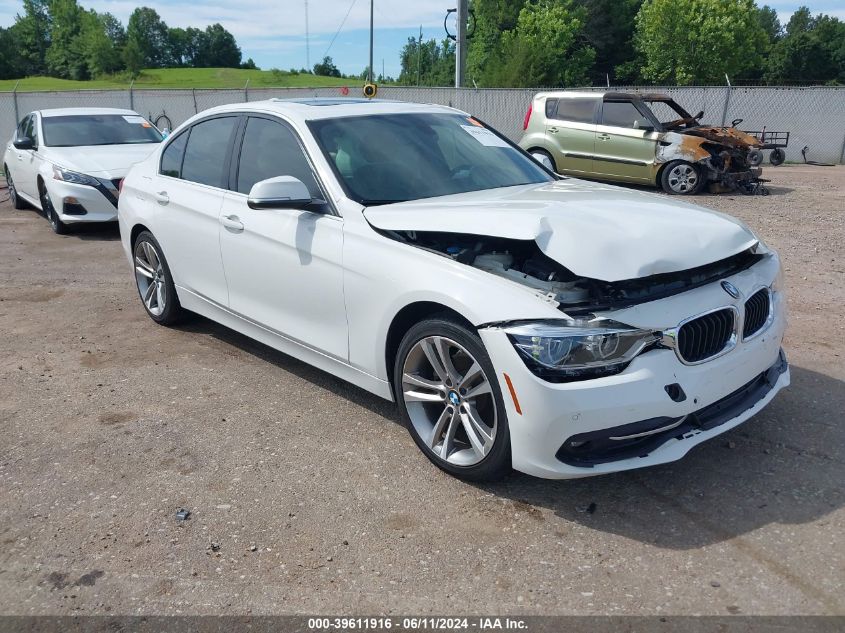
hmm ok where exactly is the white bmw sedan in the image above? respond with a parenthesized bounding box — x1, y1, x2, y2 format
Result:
(118, 98, 789, 481)
(4, 107, 162, 234)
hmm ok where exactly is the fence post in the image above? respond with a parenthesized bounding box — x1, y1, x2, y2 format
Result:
(244, 79, 250, 102)
(720, 74, 732, 127)
(128, 80, 134, 110)
(192, 89, 198, 114)
(12, 80, 19, 124)
(840, 131, 845, 165)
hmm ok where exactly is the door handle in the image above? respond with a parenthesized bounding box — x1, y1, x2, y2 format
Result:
(221, 214, 244, 232)
(548, 127, 559, 134)
(154, 191, 169, 205)
(598, 134, 611, 141)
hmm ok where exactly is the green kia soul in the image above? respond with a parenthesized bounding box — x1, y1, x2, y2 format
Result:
(518, 91, 763, 195)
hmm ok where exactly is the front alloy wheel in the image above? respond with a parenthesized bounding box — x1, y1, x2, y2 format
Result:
(39, 183, 68, 234)
(661, 160, 703, 195)
(395, 318, 510, 481)
(133, 231, 183, 325)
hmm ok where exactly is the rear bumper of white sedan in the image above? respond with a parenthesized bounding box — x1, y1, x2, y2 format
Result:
(480, 296, 788, 479)
(47, 178, 119, 224)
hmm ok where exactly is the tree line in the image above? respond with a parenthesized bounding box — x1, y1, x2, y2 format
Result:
(0, 0, 252, 81)
(399, 0, 845, 87)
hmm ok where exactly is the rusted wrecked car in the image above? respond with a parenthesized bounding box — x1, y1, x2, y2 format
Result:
(519, 91, 763, 195)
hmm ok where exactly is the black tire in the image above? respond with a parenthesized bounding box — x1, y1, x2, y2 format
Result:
(770, 148, 786, 166)
(747, 149, 763, 167)
(4, 165, 26, 209)
(132, 230, 184, 326)
(528, 148, 556, 173)
(660, 160, 705, 195)
(39, 180, 68, 234)
(393, 317, 511, 482)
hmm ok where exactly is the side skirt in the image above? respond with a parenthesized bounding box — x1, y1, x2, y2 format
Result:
(176, 286, 394, 401)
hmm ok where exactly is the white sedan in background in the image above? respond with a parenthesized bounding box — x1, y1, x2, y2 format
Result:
(3, 107, 163, 234)
(118, 98, 788, 481)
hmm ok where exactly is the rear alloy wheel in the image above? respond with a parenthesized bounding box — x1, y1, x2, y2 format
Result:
(394, 318, 511, 481)
(39, 182, 68, 234)
(4, 166, 26, 209)
(133, 231, 183, 325)
(661, 160, 704, 195)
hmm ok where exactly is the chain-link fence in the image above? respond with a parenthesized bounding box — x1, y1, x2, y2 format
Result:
(1, 85, 843, 164)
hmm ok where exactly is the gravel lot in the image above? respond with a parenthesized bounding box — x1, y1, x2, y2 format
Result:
(0, 165, 843, 616)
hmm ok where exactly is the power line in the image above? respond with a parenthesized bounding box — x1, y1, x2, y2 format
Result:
(323, 0, 359, 59)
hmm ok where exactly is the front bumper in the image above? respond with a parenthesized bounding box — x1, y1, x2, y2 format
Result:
(479, 266, 788, 479)
(47, 178, 119, 224)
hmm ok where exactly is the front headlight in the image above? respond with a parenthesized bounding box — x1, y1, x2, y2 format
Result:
(53, 166, 99, 187)
(505, 319, 660, 382)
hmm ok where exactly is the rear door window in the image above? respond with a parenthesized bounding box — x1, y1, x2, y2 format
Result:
(552, 99, 598, 124)
(160, 131, 188, 178)
(180, 117, 238, 188)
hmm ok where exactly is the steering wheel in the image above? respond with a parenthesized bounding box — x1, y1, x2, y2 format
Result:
(731, 118, 744, 127)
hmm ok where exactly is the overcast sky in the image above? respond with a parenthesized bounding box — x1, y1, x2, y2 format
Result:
(1, 1, 843, 78)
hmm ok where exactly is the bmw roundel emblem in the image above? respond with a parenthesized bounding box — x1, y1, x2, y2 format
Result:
(721, 280, 741, 299)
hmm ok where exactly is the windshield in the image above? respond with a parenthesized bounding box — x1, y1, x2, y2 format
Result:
(308, 113, 553, 205)
(643, 100, 696, 129)
(42, 114, 163, 147)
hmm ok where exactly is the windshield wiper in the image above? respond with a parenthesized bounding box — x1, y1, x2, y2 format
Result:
(360, 199, 405, 206)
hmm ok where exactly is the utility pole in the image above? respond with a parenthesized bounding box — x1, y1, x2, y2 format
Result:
(368, 0, 374, 83)
(304, 0, 310, 71)
(455, 0, 468, 88)
(417, 25, 422, 86)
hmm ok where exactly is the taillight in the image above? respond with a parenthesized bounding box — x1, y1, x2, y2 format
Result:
(523, 103, 533, 130)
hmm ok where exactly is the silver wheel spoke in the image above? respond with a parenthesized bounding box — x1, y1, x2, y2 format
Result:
(156, 283, 165, 311)
(428, 406, 452, 449)
(402, 372, 443, 403)
(461, 403, 494, 451)
(463, 380, 492, 400)
(440, 411, 460, 460)
(421, 338, 451, 384)
(143, 281, 156, 308)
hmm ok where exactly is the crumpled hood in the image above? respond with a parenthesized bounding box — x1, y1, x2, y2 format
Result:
(363, 179, 758, 282)
(46, 143, 160, 177)
(682, 125, 761, 149)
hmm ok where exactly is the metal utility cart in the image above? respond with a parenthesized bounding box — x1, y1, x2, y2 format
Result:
(746, 128, 790, 166)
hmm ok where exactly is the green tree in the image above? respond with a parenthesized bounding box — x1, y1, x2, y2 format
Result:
(13, 0, 51, 75)
(576, 0, 643, 84)
(126, 7, 169, 68)
(466, 0, 526, 84)
(764, 7, 845, 84)
(398, 37, 455, 85)
(313, 55, 341, 77)
(0, 27, 25, 79)
(45, 0, 88, 79)
(634, 0, 768, 84)
(81, 11, 124, 76)
(192, 24, 241, 68)
(123, 36, 144, 78)
(491, 0, 595, 87)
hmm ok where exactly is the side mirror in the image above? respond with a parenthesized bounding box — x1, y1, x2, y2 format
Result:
(247, 176, 313, 210)
(13, 137, 34, 150)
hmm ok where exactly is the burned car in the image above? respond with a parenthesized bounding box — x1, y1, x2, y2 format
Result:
(519, 91, 763, 194)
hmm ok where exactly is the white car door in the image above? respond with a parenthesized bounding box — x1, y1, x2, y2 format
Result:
(218, 115, 348, 360)
(152, 115, 238, 308)
(13, 114, 42, 199)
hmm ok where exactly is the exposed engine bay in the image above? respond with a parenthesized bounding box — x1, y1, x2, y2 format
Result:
(386, 230, 764, 313)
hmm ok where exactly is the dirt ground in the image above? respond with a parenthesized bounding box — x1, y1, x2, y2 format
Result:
(0, 165, 843, 616)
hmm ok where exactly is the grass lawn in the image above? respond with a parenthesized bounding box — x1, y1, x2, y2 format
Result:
(0, 68, 360, 92)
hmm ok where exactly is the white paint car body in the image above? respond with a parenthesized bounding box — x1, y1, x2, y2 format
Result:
(3, 107, 161, 231)
(118, 99, 788, 480)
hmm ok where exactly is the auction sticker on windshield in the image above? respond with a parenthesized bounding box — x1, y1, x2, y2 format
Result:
(460, 125, 510, 147)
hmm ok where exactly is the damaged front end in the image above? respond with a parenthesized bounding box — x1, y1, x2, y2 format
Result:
(659, 127, 764, 194)
(382, 229, 764, 314)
